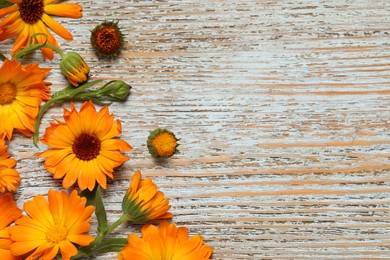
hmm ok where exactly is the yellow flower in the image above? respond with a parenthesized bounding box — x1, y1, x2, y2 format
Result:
(60, 52, 90, 86)
(0, 58, 51, 140)
(118, 221, 213, 260)
(147, 128, 179, 158)
(0, 193, 22, 260)
(0, 0, 82, 60)
(0, 134, 20, 193)
(9, 189, 94, 260)
(37, 101, 132, 191)
(122, 170, 172, 223)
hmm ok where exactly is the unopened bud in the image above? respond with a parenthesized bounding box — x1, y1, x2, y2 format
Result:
(60, 52, 90, 87)
(98, 80, 131, 100)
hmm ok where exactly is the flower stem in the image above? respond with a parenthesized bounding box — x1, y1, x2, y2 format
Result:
(92, 214, 129, 247)
(73, 214, 130, 258)
(13, 42, 64, 60)
(32, 95, 63, 147)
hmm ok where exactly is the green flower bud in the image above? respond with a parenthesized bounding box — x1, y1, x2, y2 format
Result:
(97, 80, 131, 100)
(60, 52, 90, 87)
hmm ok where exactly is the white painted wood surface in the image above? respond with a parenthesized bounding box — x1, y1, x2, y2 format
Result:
(2, 0, 390, 259)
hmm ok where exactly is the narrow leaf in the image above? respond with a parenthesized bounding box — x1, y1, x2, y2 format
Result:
(95, 186, 108, 234)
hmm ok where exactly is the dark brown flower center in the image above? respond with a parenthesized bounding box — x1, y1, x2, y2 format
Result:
(19, 0, 44, 24)
(72, 133, 101, 161)
(0, 82, 17, 105)
(94, 25, 122, 54)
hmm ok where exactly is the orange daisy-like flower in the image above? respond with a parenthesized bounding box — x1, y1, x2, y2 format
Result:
(0, 0, 82, 60)
(118, 221, 213, 260)
(37, 101, 132, 191)
(0, 193, 22, 260)
(122, 170, 172, 223)
(9, 189, 94, 260)
(0, 58, 51, 140)
(0, 133, 20, 193)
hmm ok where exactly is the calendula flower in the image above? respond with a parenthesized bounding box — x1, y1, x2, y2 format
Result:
(0, 193, 22, 260)
(0, 0, 82, 60)
(122, 170, 171, 223)
(147, 128, 179, 158)
(91, 21, 124, 58)
(37, 101, 132, 191)
(118, 221, 213, 260)
(0, 133, 20, 193)
(9, 189, 94, 260)
(0, 58, 50, 140)
(59, 52, 90, 86)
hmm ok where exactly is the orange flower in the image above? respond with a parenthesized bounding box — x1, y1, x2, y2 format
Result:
(37, 101, 132, 191)
(0, 193, 22, 260)
(118, 221, 213, 260)
(122, 171, 172, 223)
(0, 0, 82, 60)
(0, 58, 51, 140)
(0, 134, 20, 193)
(9, 189, 94, 260)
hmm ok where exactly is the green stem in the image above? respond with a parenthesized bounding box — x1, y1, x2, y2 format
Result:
(74, 214, 130, 258)
(92, 214, 129, 247)
(32, 95, 63, 147)
(13, 43, 64, 60)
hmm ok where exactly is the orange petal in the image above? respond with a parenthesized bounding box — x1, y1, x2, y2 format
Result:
(41, 13, 73, 40)
(0, 5, 18, 19)
(44, 3, 82, 18)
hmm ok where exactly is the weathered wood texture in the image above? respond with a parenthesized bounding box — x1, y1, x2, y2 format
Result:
(2, 0, 390, 259)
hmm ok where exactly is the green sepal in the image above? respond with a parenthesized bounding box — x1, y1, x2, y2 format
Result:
(0, 53, 6, 62)
(79, 187, 96, 207)
(146, 128, 180, 158)
(0, 0, 13, 9)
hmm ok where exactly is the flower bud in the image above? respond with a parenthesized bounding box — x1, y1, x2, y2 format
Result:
(60, 52, 90, 86)
(97, 80, 131, 100)
(147, 128, 179, 158)
(122, 171, 171, 223)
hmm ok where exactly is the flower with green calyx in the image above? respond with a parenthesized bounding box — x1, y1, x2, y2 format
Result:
(121, 170, 172, 223)
(91, 21, 124, 58)
(74, 171, 171, 259)
(147, 128, 180, 158)
(32, 80, 132, 147)
(60, 52, 90, 86)
(12, 33, 89, 86)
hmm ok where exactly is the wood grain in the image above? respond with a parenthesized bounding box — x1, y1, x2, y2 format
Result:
(2, 0, 390, 259)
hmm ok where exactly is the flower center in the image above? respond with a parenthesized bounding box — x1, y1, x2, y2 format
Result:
(46, 224, 68, 243)
(94, 25, 122, 54)
(72, 133, 101, 161)
(152, 132, 177, 157)
(0, 82, 17, 105)
(19, 0, 44, 24)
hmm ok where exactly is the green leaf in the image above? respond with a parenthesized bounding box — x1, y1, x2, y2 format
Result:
(95, 186, 108, 234)
(0, 0, 13, 9)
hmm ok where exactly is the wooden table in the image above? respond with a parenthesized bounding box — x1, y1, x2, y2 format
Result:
(3, 0, 390, 259)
